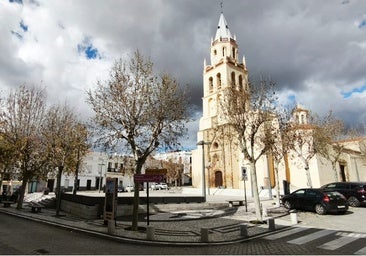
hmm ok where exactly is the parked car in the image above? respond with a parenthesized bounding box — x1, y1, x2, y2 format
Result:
(125, 184, 144, 192)
(117, 186, 126, 192)
(150, 182, 168, 190)
(321, 182, 366, 207)
(281, 188, 348, 215)
(125, 185, 134, 192)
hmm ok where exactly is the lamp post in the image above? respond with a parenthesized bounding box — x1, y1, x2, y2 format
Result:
(197, 140, 211, 202)
(98, 162, 105, 193)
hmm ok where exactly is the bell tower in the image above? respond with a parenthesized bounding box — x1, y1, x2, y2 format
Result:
(199, 12, 249, 132)
(195, 12, 250, 190)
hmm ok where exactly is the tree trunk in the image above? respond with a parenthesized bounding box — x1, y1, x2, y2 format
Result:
(73, 153, 80, 195)
(55, 166, 64, 216)
(274, 163, 281, 207)
(16, 178, 28, 210)
(131, 161, 143, 231)
(250, 161, 262, 221)
(332, 162, 338, 182)
(305, 161, 312, 188)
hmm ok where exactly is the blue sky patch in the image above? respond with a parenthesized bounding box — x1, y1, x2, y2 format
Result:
(9, 0, 23, 4)
(20, 20, 28, 32)
(341, 84, 366, 98)
(359, 20, 366, 29)
(287, 94, 296, 104)
(77, 38, 101, 60)
(85, 46, 99, 59)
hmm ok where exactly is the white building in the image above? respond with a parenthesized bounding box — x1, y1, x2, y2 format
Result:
(46, 151, 135, 193)
(154, 151, 192, 185)
(191, 12, 366, 197)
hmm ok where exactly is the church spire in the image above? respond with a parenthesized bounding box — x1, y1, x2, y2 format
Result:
(214, 13, 233, 41)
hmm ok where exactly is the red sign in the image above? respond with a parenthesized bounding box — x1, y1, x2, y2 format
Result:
(134, 174, 164, 182)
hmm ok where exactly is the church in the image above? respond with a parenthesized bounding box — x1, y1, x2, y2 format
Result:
(191, 12, 366, 198)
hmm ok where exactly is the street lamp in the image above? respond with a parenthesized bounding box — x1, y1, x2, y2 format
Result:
(98, 162, 105, 193)
(197, 140, 211, 202)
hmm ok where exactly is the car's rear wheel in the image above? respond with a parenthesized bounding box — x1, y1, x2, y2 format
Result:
(315, 204, 326, 215)
(283, 200, 292, 209)
(348, 196, 360, 207)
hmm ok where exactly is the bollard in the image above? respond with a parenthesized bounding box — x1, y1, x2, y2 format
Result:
(146, 226, 155, 240)
(262, 207, 268, 218)
(268, 218, 275, 231)
(107, 220, 115, 234)
(240, 224, 248, 238)
(201, 228, 209, 242)
(290, 210, 298, 224)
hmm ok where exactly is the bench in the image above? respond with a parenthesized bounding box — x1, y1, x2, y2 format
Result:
(29, 202, 44, 213)
(2, 201, 15, 207)
(227, 200, 246, 207)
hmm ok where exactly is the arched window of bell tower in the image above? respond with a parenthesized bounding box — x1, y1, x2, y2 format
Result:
(301, 114, 306, 124)
(222, 47, 226, 57)
(216, 73, 221, 88)
(209, 77, 213, 92)
(239, 75, 243, 90)
(295, 113, 299, 124)
(231, 72, 236, 87)
(232, 47, 235, 59)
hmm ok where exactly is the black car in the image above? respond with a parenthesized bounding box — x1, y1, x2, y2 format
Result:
(282, 188, 348, 215)
(321, 182, 366, 207)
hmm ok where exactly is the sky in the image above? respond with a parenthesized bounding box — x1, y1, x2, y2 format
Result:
(1, 0, 366, 151)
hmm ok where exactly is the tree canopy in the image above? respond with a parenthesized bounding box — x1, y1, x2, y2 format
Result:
(87, 50, 190, 230)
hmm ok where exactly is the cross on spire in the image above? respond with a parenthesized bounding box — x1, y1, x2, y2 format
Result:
(220, 2, 223, 13)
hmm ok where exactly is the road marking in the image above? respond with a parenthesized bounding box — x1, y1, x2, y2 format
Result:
(288, 229, 335, 245)
(336, 232, 366, 238)
(355, 246, 366, 255)
(263, 227, 308, 240)
(318, 236, 359, 250)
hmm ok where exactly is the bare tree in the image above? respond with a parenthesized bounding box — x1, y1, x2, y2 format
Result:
(320, 113, 350, 182)
(87, 50, 189, 230)
(219, 77, 278, 221)
(0, 85, 47, 209)
(285, 110, 333, 188)
(72, 123, 90, 195)
(0, 135, 16, 194)
(41, 104, 90, 216)
(163, 159, 184, 187)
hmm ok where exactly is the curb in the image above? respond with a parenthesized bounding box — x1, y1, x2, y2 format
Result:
(0, 208, 291, 246)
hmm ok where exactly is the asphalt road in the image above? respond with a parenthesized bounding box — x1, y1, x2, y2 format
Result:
(294, 206, 366, 233)
(1, 211, 366, 255)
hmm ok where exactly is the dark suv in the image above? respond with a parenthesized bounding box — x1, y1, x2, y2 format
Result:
(321, 182, 366, 207)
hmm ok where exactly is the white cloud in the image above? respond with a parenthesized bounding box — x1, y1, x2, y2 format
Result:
(1, 0, 366, 150)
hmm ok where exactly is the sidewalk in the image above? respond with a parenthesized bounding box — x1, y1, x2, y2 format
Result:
(0, 193, 292, 245)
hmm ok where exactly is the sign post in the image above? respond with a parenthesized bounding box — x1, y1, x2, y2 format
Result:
(134, 169, 166, 225)
(104, 177, 118, 231)
(242, 167, 248, 212)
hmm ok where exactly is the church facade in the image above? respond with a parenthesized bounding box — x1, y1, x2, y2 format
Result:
(191, 12, 366, 197)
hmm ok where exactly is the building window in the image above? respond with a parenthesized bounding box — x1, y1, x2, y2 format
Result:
(231, 72, 235, 87)
(239, 75, 243, 90)
(216, 73, 221, 88)
(209, 77, 213, 92)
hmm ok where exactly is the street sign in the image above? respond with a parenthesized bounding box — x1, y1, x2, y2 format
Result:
(134, 174, 164, 182)
(145, 168, 167, 175)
